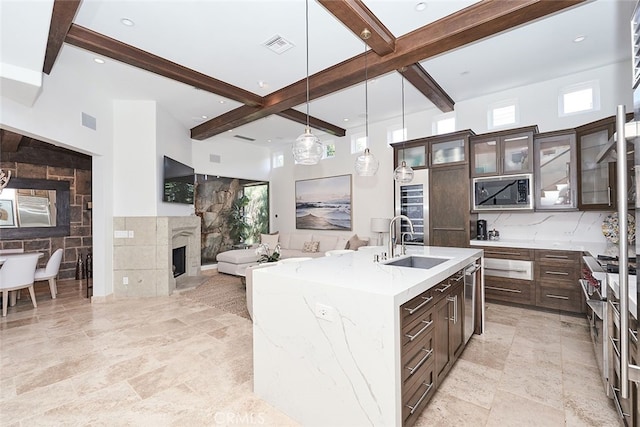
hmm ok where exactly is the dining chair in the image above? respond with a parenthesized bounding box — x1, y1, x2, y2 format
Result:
(0, 253, 40, 317)
(34, 248, 63, 299)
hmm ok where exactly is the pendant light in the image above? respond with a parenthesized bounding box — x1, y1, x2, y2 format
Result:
(292, 0, 323, 165)
(355, 32, 379, 176)
(393, 71, 414, 183)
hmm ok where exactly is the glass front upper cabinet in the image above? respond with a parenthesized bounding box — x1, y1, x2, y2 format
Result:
(395, 145, 426, 169)
(470, 126, 536, 177)
(430, 138, 466, 166)
(533, 130, 577, 210)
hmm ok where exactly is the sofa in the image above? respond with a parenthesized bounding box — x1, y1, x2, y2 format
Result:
(216, 232, 369, 277)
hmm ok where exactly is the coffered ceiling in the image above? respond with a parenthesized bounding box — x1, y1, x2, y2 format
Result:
(5, 0, 637, 149)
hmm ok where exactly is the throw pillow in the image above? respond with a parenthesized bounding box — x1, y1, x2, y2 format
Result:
(302, 241, 320, 253)
(335, 237, 350, 250)
(346, 234, 368, 251)
(261, 233, 280, 250)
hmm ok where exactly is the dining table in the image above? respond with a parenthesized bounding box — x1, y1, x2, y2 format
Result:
(0, 252, 44, 306)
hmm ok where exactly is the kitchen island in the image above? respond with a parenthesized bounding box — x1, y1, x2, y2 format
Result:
(252, 245, 483, 426)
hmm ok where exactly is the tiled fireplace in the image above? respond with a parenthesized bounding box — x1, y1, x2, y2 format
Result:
(113, 216, 202, 297)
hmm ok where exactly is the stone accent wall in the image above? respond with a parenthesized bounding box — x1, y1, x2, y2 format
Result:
(0, 162, 92, 279)
(195, 177, 243, 264)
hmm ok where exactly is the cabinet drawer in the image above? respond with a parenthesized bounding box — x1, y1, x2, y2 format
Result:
(403, 363, 436, 427)
(536, 262, 579, 284)
(536, 284, 583, 313)
(402, 309, 435, 349)
(478, 246, 533, 260)
(535, 249, 580, 264)
(485, 276, 535, 305)
(402, 329, 435, 385)
(401, 290, 435, 332)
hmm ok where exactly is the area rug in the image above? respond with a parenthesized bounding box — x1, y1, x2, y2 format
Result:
(181, 273, 250, 320)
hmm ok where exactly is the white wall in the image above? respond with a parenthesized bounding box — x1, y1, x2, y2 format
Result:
(156, 105, 195, 217)
(269, 61, 633, 243)
(191, 136, 271, 181)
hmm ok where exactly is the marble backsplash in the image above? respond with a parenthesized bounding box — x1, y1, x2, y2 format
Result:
(477, 211, 614, 244)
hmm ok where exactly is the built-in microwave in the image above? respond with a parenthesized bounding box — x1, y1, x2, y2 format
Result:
(472, 174, 533, 211)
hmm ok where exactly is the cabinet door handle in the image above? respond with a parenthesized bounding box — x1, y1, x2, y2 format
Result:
(405, 348, 434, 374)
(608, 186, 612, 206)
(447, 295, 458, 323)
(546, 294, 569, 300)
(544, 271, 569, 276)
(488, 251, 524, 256)
(436, 283, 451, 293)
(405, 319, 433, 341)
(406, 382, 434, 414)
(432, 227, 465, 231)
(486, 286, 521, 294)
(404, 296, 433, 315)
(485, 267, 529, 273)
(544, 255, 569, 259)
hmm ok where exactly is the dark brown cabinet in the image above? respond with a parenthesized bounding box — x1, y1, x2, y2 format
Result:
(434, 273, 464, 385)
(470, 126, 537, 177)
(393, 130, 476, 248)
(400, 269, 466, 427)
(535, 249, 583, 313)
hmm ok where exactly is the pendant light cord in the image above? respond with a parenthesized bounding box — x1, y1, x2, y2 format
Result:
(364, 44, 369, 142)
(305, 0, 310, 129)
(401, 74, 406, 162)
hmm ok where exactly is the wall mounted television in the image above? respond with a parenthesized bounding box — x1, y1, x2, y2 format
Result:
(163, 156, 194, 204)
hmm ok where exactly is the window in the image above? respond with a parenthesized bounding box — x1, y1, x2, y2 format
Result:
(272, 151, 284, 168)
(322, 141, 336, 159)
(351, 133, 368, 154)
(432, 114, 456, 135)
(388, 125, 406, 145)
(559, 80, 600, 116)
(488, 100, 518, 129)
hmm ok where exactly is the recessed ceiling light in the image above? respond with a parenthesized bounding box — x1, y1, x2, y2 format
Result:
(121, 18, 135, 27)
(343, 118, 349, 122)
(258, 80, 266, 88)
(93, 58, 105, 64)
(219, 100, 225, 104)
(574, 35, 586, 43)
(201, 115, 208, 119)
(267, 139, 272, 143)
(415, 2, 427, 12)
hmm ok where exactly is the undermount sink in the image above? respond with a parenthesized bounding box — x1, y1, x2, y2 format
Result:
(384, 256, 449, 269)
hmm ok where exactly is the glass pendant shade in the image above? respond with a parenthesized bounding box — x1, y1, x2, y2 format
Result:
(355, 148, 380, 176)
(293, 127, 323, 165)
(393, 160, 414, 183)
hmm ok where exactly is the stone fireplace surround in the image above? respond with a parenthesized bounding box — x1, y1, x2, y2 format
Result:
(113, 216, 202, 297)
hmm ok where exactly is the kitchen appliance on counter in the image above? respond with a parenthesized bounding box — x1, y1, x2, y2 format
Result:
(477, 219, 487, 240)
(488, 229, 500, 241)
(472, 174, 533, 211)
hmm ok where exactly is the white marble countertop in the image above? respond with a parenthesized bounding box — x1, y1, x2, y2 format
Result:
(258, 245, 482, 304)
(470, 238, 634, 258)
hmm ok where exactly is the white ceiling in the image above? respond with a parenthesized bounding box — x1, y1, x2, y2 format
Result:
(41, 0, 639, 147)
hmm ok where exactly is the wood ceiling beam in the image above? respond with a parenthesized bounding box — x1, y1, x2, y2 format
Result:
(65, 24, 265, 108)
(318, 0, 395, 56)
(0, 130, 24, 152)
(192, 0, 585, 140)
(400, 63, 454, 113)
(43, 0, 81, 75)
(276, 109, 346, 137)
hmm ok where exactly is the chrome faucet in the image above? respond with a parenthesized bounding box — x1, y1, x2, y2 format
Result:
(389, 215, 415, 258)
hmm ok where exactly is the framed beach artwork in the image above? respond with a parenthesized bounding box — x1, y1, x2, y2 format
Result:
(0, 199, 17, 227)
(295, 175, 352, 231)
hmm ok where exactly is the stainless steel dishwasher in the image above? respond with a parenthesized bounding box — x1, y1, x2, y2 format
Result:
(464, 261, 482, 344)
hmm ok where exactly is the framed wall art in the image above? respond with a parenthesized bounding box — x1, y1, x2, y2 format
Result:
(295, 174, 352, 230)
(0, 199, 17, 228)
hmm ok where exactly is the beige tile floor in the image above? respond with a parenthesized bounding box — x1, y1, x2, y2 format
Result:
(0, 279, 619, 426)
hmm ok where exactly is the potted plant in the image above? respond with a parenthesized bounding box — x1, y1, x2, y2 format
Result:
(256, 243, 280, 263)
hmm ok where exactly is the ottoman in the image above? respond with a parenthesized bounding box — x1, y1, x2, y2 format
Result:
(216, 248, 259, 276)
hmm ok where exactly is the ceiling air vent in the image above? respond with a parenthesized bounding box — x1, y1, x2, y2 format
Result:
(234, 134, 256, 142)
(263, 34, 294, 54)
